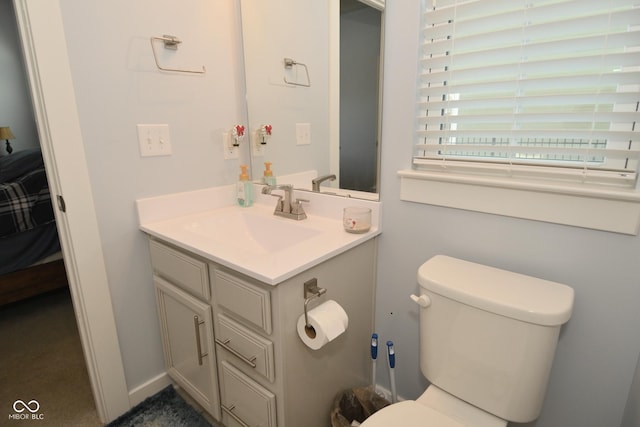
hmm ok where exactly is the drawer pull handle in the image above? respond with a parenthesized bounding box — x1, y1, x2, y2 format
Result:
(215, 338, 258, 368)
(193, 316, 208, 366)
(222, 404, 251, 427)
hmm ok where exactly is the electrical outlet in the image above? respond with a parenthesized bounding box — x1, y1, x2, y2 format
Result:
(137, 124, 172, 157)
(296, 123, 311, 145)
(222, 132, 239, 159)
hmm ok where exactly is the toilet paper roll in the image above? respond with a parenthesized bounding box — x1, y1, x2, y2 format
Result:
(297, 300, 349, 350)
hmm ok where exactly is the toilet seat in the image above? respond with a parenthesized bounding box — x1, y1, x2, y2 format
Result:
(361, 400, 466, 427)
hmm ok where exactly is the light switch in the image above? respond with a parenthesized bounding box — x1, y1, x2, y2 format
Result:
(296, 123, 311, 145)
(137, 124, 172, 157)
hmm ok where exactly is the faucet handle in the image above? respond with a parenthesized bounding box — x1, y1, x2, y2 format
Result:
(275, 198, 285, 212)
(264, 193, 284, 212)
(292, 198, 309, 216)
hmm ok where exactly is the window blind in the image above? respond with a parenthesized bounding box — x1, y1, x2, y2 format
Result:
(415, 0, 640, 188)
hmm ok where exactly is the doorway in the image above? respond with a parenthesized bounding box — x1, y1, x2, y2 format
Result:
(0, 1, 99, 423)
(11, 0, 130, 422)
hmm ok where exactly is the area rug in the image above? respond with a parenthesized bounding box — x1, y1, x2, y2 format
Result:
(106, 385, 211, 427)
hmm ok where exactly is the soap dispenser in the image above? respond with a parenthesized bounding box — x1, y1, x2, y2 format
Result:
(263, 162, 277, 186)
(237, 165, 254, 207)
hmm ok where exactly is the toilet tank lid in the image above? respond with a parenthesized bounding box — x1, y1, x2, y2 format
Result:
(418, 256, 574, 326)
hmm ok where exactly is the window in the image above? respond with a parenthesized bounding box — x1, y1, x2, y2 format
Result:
(400, 0, 640, 234)
(415, 0, 639, 186)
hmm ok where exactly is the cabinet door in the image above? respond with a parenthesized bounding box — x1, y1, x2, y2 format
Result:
(155, 276, 221, 419)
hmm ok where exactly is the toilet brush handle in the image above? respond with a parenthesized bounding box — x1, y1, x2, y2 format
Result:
(371, 333, 378, 389)
(387, 341, 395, 368)
(371, 333, 378, 360)
(387, 341, 397, 402)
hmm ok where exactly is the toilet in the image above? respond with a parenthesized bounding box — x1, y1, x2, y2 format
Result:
(362, 255, 574, 427)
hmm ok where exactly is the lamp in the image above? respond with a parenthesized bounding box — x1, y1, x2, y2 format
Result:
(0, 127, 15, 154)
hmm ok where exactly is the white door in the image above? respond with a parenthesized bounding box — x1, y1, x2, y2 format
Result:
(13, 0, 130, 422)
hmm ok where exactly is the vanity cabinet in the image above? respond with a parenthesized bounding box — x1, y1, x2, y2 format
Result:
(148, 237, 377, 427)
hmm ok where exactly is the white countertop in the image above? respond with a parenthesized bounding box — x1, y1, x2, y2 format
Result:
(136, 184, 381, 285)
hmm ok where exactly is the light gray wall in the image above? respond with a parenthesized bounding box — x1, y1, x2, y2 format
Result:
(375, 2, 640, 427)
(622, 353, 640, 427)
(1, 0, 39, 152)
(58, 0, 246, 390)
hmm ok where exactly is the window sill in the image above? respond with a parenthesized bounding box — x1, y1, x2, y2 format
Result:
(398, 169, 640, 235)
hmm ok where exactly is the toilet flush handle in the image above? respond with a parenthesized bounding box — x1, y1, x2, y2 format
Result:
(410, 294, 431, 308)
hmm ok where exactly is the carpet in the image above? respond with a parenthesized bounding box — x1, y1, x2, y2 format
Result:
(106, 386, 212, 427)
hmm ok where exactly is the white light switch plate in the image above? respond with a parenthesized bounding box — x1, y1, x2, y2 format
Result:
(137, 124, 172, 157)
(296, 123, 311, 145)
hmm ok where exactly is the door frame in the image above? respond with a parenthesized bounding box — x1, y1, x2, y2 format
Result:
(13, 0, 130, 422)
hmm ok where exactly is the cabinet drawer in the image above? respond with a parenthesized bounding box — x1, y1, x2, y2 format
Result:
(216, 314, 275, 382)
(214, 270, 272, 334)
(220, 361, 277, 427)
(149, 240, 210, 300)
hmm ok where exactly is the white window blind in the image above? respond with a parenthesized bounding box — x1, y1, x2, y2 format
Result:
(415, 0, 640, 188)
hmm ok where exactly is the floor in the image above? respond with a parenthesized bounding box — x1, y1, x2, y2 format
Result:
(0, 287, 232, 427)
(175, 387, 225, 427)
(0, 288, 102, 426)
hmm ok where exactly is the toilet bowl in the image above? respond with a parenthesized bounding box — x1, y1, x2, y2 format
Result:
(362, 255, 573, 426)
(362, 401, 463, 427)
(362, 385, 506, 427)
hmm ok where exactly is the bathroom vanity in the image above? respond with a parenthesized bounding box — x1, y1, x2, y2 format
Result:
(137, 185, 381, 427)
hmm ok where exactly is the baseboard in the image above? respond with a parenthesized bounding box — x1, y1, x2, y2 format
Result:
(128, 372, 172, 407)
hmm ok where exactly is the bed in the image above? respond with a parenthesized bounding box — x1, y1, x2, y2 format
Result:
(0, 148, 68, 305)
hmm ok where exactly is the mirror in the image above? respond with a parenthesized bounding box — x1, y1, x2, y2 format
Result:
(240, 0, 383, 199)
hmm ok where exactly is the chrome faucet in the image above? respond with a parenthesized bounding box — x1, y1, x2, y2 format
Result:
(261, 184, 308, 220)
(312, 174, 336, 192)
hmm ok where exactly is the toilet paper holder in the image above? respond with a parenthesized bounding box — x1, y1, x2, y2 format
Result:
(304, 278, 326, 329)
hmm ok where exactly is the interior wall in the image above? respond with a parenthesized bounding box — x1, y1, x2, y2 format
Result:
(57, 0, 246, 391)
(0, 0, 39, 152)
(622, 353, 640, 427)
(376, 2, 640, 427)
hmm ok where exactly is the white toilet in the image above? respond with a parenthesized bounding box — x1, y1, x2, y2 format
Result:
(362, 255, 574, 427)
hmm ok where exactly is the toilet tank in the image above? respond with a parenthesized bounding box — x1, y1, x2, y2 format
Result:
(417, 256, 574, 423)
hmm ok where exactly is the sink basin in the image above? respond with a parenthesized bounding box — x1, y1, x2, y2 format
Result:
(184, 209, 321, 253)
(138, 190, 380, 285)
